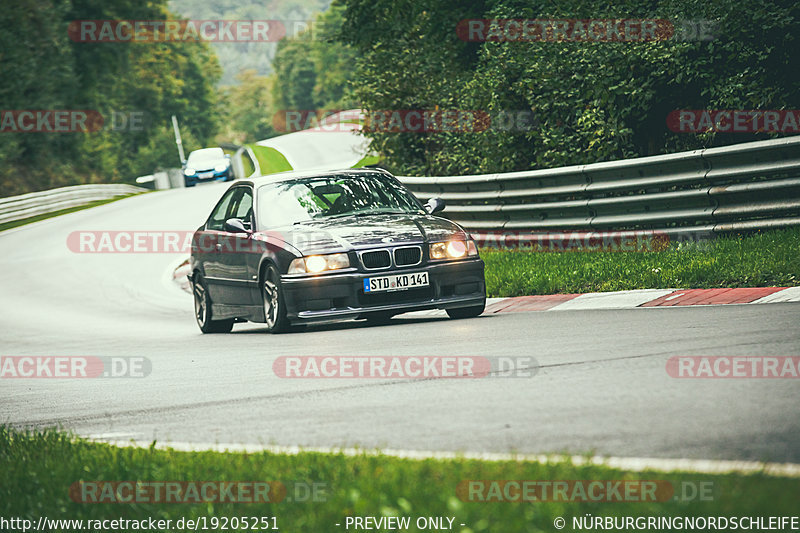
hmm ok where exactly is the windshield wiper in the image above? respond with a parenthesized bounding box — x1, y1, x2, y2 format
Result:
(320, 212, 361, 219)
(310, 209, 419, 220)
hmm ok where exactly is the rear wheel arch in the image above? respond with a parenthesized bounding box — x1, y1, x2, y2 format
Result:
(192, 271, 234, 333)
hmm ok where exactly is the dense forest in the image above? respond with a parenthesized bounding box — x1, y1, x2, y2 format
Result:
(1, 0, 798, 196)
(1, 0, 220, 196)
(340, 0, 800, 176)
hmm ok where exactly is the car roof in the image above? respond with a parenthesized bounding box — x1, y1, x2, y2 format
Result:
(240, 167, 393, 189)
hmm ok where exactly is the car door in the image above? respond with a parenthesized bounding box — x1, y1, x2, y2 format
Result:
(214, 185, 257, 306)
(202, 187, 241, 304)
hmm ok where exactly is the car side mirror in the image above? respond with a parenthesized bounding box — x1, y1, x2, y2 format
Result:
(224, 218, 249, 233)
(425, 197, 446, 214)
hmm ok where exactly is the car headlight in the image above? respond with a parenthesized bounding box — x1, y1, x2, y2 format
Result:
(214, 164, 228, 172)
(429, 239, 479, 260)
(183, 168, 196, 176)
(288, 253, 350, 274)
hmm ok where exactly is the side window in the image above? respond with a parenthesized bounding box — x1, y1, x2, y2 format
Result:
(206, 189, 238, 231)
(231, 189, 253, 230)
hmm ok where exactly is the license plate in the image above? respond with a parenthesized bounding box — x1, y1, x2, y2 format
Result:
(199, 171, 214, 178)
(363, 272, 429, 293)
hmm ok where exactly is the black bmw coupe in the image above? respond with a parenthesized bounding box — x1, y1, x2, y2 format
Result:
(189, 168, 486, 333)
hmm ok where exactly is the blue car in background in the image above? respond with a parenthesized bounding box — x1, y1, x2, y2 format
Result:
(183, 147, 234, 187)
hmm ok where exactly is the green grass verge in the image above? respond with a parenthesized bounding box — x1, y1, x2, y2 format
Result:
(482, 228, 800, 297)
(247, 144, 293, 175)
(0, 195, 143, 233)
(352, 154, 382, 168)
(1, 427, 798, 532)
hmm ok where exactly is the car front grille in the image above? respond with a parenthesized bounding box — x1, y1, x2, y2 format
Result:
(360, 250, 391, 269)
(393, 246, 422, 266)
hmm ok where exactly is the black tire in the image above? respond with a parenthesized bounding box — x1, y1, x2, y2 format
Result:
(193, 273, 234, 333)
(262, 264, 291, 333)
(446, 302, 485, 319)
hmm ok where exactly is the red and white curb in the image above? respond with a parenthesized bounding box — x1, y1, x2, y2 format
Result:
(482, 286, 800, 315)
(169, 256, 799, 316)
(408, 287, 800, 317)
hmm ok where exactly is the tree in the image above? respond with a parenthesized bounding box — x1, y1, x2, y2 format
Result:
(341, 0, 800, 176)
(0, 0, 222, 196)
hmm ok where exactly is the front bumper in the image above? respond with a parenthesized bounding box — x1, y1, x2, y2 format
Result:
(184, 169, 232, 185)
(280, 258, 485, 324)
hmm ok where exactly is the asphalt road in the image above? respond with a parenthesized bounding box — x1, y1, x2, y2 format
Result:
(1, 184, 799, 462)
(256, 121, 369, 171)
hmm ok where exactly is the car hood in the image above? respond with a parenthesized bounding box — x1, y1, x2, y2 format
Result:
(187, 159, 228, 171)
(260, 214, 468, 255)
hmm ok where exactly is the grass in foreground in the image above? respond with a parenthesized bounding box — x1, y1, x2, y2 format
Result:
(482, 228, 800, 297)
(1, 427, 798, 532)
(0, 196, 141, 233)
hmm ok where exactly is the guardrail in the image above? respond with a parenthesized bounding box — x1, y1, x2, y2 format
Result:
(397, 136, 800, 239)
(0, 184, 146, 225)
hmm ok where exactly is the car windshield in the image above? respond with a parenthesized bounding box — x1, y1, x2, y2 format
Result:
(256, 173, 424, 228)
(187, 148, 224, 165)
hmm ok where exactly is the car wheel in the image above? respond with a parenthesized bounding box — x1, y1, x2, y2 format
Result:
(446, 302, 485, 319)
(193, 273, 234, 333)
(262, 264, 290, 333)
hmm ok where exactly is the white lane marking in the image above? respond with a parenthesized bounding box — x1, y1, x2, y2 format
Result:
(548, 289, 676, 311)
(90, 438, 800, 477)
(86, 432, 144, 440)
(665, 292, 685, 301)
